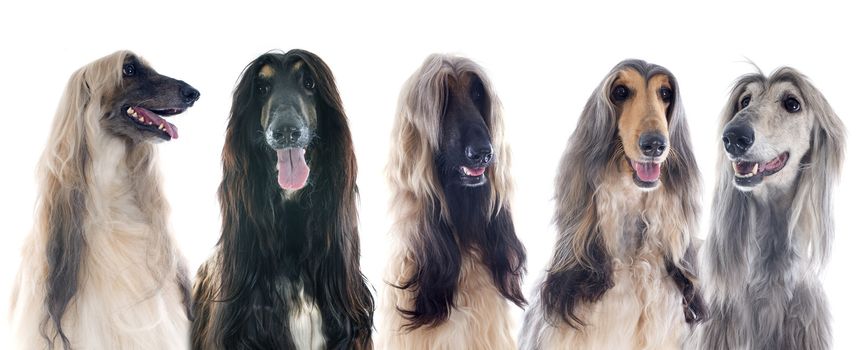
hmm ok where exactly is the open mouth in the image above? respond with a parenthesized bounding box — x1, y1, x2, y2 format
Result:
(459, 166, 487, 186)
(276, 147, 310, 190)
(629, 159, 662, 188)
(125, 106, 185, 140)
(731, 152, 789, 187)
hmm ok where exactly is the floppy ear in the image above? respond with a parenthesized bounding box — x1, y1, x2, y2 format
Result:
(541, 80, 617, 328)
(290, 51, 374, 346)
(702, 76, 760, 298)
(789, 75, 845, 271)
(481, 204, 527, 307)
(38, 66, 93, 349)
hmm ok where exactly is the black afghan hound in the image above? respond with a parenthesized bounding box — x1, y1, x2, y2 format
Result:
(380, 54, 526, 349)
(192, 50, 374, 349)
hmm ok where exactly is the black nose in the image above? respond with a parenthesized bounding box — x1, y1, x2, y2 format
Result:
(466, 143, 494, 165)
(722, 124, 755, 156)
(639, 133, 667, 157)
(270, 124, 304, 146)
(180, 83, 200, 104)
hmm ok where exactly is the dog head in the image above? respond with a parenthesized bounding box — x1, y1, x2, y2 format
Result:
(255, 58, 319, 193)
(610, 66, 675, 190)
(721, 67, 834, 191)
(101, 53, 199, 142)
(438, 72, 495, 189)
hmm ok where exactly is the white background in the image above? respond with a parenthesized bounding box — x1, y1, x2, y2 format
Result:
(1, 0, 859, 348)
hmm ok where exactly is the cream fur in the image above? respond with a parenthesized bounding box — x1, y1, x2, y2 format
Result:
(380, 247, 516, 350)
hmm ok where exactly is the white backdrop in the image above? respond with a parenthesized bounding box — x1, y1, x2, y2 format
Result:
(1, 0, 859, 348)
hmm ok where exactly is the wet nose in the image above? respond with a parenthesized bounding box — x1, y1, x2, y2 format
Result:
(638, 132, 668, 157)
(722, 124, 755, 157)
(465, 143, 494, 165)
(180, 82, 200, 104)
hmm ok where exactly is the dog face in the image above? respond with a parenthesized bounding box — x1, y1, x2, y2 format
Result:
(103, 54, 199, 142)
(613, 68, 673, 190)
(438, 73, 494, 188)
(256, 60, 318, 192)
(722, 80, 814, 190)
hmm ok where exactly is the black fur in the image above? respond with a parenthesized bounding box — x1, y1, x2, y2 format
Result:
(192, 50, 373, 349)
(395, 73, 526, 330)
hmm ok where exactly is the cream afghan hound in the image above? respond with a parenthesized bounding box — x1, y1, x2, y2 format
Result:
(692, 67, 845, 350)
(520, 60, 706, 349)
(10, 51, 199, 349)
(379, 54, 527, 350)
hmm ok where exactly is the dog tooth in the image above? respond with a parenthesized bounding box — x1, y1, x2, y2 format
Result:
(138, 117, 144, 122)
(752, 163, 759, 174)
(126, 107, 134, 115)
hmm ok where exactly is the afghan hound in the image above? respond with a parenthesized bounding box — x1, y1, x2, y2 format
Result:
(520, 60, 706, 349)
(692, 67, 845, 350)
(191, 50, 374, 349)
(379, 54, 527, 350)
(10, 51, 200, 349)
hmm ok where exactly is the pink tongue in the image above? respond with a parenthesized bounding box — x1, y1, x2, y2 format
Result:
(276, 148, 310, 190)
(134, 107, 178, 139)
(634, 162, 661, 182)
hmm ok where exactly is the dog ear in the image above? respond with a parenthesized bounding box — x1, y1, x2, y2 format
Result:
(38, 66, 94, 350)
(789, 72, 845, 271)
(666, 245, 708, 324)
(540, 82, 618, 328)
(292, 51, 374, 346)
(482, 204, 527, 307)
(394, 204, 463, 330)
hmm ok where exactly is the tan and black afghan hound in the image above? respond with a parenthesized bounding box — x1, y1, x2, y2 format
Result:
(10, 51, 200, 349)
(191, 50, 374, 349)
(379, 54, 526, 349)
(520, 60, 706, 349)
(692, 67, 845, 350)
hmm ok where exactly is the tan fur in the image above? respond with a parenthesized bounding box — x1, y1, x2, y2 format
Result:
(259, 64, 274, 78)
(380, 54, 517, 349)
(10, 51, 189, 349)
(380, 247, 516, 350)
(536, 173, 691, 349)
(616, 69, 671, 164)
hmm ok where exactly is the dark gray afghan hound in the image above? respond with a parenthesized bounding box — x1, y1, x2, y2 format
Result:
(520, 60, 706, 349)
(693, 67, 845, 350)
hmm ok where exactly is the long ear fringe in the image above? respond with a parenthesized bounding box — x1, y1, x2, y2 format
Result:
(36, 51, 132, 350)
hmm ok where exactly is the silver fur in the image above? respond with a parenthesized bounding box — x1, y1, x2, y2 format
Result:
(693, 67, 845, 349)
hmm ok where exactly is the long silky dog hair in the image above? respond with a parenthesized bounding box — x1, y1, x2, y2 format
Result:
(10, 51, 199, 349)
(192, 50, 373, 349)
(521, 60, 705, 349)
(695, 67, 845, 349)
(380, 54, 526, 349)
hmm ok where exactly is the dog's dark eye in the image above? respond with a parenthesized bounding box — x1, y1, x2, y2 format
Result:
(740, 96, 751, 109)
(784, 97, 801, 113)
(612, 85, 629, 102)
(303, 77, 315, 90)
(257, 83, 270, 96)
(472, 87, 484, 101)
(659, 87, 672, 103)
(122, 64, 136, 77)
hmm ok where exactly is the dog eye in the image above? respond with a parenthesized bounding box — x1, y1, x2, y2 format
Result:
(257, 83, 270, 96)
(303, 77, 315, 90)
(612, 85, 629, 102)
(740, 96, 751, 109)
(783, 97, 801, 113)
(659, 87, 672, 102)
(122, 64, 136, 77)
(472, 87, 484, 101)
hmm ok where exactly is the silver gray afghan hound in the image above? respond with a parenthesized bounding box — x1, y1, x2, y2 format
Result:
(693, 67, 845, 349)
